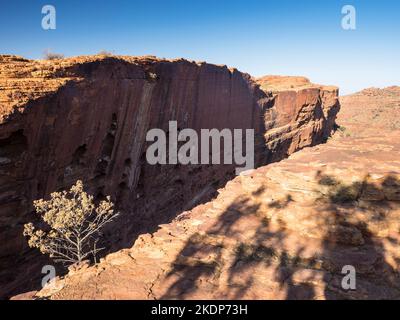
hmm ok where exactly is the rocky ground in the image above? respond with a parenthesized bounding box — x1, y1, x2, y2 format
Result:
(17, 86, 400, 300)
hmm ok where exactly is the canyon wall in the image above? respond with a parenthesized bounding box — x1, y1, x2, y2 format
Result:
(27, 86, 400, 301)
(0, 55, 339, 298)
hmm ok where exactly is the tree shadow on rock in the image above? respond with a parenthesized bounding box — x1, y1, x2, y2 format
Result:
(161, 172, 400, 300)
(161, 187, 310, 299)
(315, 172, 400, 300)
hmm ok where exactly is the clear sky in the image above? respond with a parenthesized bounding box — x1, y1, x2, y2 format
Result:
(1, 0, 399, 94)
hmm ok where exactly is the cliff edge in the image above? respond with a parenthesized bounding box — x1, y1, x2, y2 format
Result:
(0, 55, 339, 298)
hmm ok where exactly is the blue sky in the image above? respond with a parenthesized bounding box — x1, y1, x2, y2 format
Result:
(1, 0, 399, 94)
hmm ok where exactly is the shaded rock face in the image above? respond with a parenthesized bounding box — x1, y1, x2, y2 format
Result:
(0, 55, 339, 298)
(30, 87, 400, 300)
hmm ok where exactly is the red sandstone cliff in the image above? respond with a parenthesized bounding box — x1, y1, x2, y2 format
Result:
(0, 55, 339, 298)
(257, 76, 339, 162)
(25, 86, 400, 300)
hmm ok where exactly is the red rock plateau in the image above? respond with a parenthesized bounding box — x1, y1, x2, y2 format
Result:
(18, 85, 399, 300)
(0, 55, 340, 299)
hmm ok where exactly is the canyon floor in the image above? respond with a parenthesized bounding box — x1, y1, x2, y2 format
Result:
(18, 86, 400, 300)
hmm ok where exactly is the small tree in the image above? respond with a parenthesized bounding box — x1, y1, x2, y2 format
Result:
(97, 50, 113, 56)
(23, 180, 119, 265)
(43, 50, 64, 60)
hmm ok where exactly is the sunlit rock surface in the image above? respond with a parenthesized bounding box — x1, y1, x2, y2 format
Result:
(0, 55, 339, 298)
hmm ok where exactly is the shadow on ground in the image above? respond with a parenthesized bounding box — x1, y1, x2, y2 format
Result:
(161, 173, 400, 300)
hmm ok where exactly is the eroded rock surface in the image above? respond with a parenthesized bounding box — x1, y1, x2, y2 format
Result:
(0, 55, 339, 298)
(30, 87, 400, 300)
